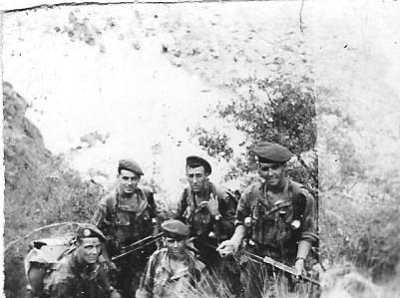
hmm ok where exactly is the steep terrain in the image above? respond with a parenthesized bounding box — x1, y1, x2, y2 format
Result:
(3, 82, 103, 297)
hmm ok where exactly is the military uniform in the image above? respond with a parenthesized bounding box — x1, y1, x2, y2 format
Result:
(176, 156, 240, 294)
(176, 156, 237, 259)
(44, 253, 115, 298)
(137, 220, 206, 298)
(235, 143, 318, 297)
(92, 187, 157, 252)
(92, 159, 158, 298)
(38, 225, 120, 298)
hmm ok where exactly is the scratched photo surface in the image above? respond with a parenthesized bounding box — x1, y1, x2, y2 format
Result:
(2, 0, 400, 297)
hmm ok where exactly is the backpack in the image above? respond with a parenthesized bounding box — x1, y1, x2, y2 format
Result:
(24, 236, 72, 297)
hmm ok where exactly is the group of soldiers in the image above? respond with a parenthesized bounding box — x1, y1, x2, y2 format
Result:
(25, 141, 319, 298)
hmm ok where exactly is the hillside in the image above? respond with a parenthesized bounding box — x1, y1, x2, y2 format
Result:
(3, 82, 103, 297)
(2, 1, 400, 297)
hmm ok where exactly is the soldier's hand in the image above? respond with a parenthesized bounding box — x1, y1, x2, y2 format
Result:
(110, 290, 122, 298)
(108, 286, 121, 298)
(217, 239, 238, 257)
(294, 258, 305, 278)
(207, 193, 220, 217)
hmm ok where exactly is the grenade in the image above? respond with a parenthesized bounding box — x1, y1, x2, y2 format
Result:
(244, 217, 252, 227)
(208, 231, 216, 239)
(290, 220, 301, 230)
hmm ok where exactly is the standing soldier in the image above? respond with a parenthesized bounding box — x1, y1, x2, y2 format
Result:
(136, 219, 207, 298)
(92, 159, 158, 298)
(217, 142, 318, 297)
(175, 155, 239, 293)
(42, 224, 121, 298)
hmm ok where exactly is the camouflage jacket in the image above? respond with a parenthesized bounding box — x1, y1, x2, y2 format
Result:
(175, 181, 237, 240)
(92, 187, 157, 249)
(136, 248, 206, 298)
(236, 179, 318, 260)
(43, 253, 113, 298)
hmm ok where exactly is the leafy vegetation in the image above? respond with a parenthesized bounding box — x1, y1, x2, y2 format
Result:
(3, 82, 104, 298)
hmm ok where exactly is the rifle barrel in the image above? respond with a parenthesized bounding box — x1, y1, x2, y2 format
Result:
(121, 232, 164, 251)
(243, 250, 320, 286)
(112, 233, 163, 262)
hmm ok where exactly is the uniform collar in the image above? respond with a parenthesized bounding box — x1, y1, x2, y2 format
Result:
(117, 187, 143, 200)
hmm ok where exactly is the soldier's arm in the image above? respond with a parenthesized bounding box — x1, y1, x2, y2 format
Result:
(98, 265, 121, 298)
(217, 188, 251, 255)
(296, 190, 319, 260)
(91, 195, 110, 228)
(144, 189, 158, 218)
(174, 189, 187, 220)
(231, 186, 255, 244)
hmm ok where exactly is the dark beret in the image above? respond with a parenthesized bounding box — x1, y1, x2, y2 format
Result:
(161, 219, 190, 239)
(252, 142, 293, 163)
(118, 159, 144, 176)
(76, 223, 106, 242)
(186, 155, 212, 175)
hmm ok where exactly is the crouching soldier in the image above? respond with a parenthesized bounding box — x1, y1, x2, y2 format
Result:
(136, 219, 206, 298)
(26, 223, 121, 298)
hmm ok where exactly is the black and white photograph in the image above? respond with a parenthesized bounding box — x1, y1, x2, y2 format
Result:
(2, 0, 399, 297)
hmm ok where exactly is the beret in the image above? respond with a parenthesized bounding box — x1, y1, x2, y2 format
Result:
(76, 223, 106, 242)
(161, 219, 190, 239)
(118, 159, 144, 176)
(252, 142, 293, 163)
(186, 155, 212, 175)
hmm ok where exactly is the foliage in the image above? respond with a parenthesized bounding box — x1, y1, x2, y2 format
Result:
(193, 75, 318, 190)
(192, 127, 234, 161)
(3, 82, 104, 298)
(220, 77, 316, 154)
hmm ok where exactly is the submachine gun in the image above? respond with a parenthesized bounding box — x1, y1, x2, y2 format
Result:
(111, 232, 164, 262)
(242, 250, 320, 286)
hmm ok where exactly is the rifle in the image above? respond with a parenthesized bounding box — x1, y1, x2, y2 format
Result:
(111, 232, 163, 262)
(243, 250, 320, 287)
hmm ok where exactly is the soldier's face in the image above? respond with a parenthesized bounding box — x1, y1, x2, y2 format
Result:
(186, 166, 207, 193)
(164, 237, 186, 256)
(77, 238, 102, 264)
(258, 162, 286, 187)
(118, 169, 140, 195)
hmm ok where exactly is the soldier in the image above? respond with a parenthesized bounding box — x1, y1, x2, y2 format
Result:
(175, 155, 240, 294)
(43, 224, 121, 298)
(136, 219, 207, 298)
(217, 142, 319, 297)
(92, 159, 158, 298)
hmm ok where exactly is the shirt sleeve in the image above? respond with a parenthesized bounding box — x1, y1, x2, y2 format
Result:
(235, 187, 252, 226)
(215, 188, 236, 221)
(144, 189, 158, 218)
(174, 190, 187, 220)
(91, 194, 110, 228)
(300, 190, 319, 245)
